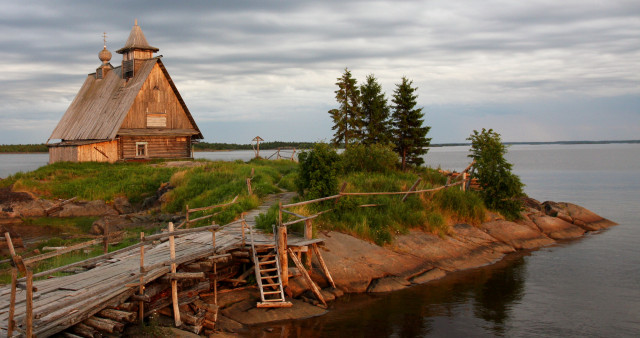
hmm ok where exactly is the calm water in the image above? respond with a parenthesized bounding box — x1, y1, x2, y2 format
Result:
(1, 145, 639, 337)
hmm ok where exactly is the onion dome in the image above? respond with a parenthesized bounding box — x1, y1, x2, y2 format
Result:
(99, 46, 112, 64)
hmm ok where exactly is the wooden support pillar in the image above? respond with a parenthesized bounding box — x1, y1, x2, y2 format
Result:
(7, 267, 17, 337)
(312, 244, 336, 288)
(26, 269, 34, 337)
(277, 225, 288, 287)
(139, 232, 145, 323)
(461, 173, 467, 192)
(103, 220, 110, 254)
(168, 222, 182, 327)
(213, 262, 218, 305)
(304, 219, 313, 269)
(185, 205, 190, 228)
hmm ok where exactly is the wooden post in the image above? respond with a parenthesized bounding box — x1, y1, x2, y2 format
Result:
(277, 225, 288, 287)
(168, 222, 182, 327)
(312, 244, 336, 288)
(402, 177, 422, 202)
(211, 222, 216, 249)
(139, 232, 145, 323)
(241, 217, 246, 248)
(246, 178, 252, 195)
(304, 219, 313, 269)
(185, 204, 190, 228)
(103, 220, 110, 254)
(461, 172, 467, 192)
(7, 267, 17, 337)
(26, 269, 34, 337)
(213, 262, 218, 305)
(334, 182, 348, 205)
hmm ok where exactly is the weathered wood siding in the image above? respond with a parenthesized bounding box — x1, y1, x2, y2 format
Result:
(49, 146, 78, 164)
(48, 140, 118, 163)
(77, 140, 118, 163)
(120, 136, 190, 159)
(120, 63, 194, 130)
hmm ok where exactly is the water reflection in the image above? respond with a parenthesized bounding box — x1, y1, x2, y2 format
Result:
(249, 253, 528, 337)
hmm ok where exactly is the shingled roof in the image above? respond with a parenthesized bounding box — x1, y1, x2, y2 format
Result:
(116, 20, 158, 54)
(48, 57, 203, 142)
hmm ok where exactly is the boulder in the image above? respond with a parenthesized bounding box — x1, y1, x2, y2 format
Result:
(113, 196, 134, 214)
(317, 231, 423, 293)
(393, 225, 515, 272)
(367, 276, 411, 293)
(531, 215, 585, 240)
(221, 298, 327, 325)
(10, 199, 55, 218)
(558, 202, 618, 230)
(58, 200, 118, 217)
(287, 276, 311, 297)
(479, 220, 555, 250)
(215, 315, 245, 333)
(410, 268, 447, 284)
(90, 215, 134, 235)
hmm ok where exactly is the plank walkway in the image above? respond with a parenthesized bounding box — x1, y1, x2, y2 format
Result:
(0, 192, 317, 337)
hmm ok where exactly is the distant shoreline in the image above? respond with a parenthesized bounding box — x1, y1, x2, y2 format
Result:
(1, 140, 638, 153)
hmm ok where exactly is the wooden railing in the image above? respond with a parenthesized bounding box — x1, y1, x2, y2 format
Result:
(266, 147, 297, 161)
(275, 165, 474, 286)
(3, 229, 123, 337)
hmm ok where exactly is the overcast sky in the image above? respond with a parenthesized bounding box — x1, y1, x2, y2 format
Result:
(1, 0, 638, 144)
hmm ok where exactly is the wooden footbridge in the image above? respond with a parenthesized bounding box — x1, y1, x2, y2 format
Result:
(0, 192, 329, 337)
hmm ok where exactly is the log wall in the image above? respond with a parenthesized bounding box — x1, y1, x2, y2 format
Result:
(77, 141, 118, 163)
(49, 146, 78, 164)
(49, 140, 118, 163)
(120, 64, 194, 130)
(121, 136, 190, 159)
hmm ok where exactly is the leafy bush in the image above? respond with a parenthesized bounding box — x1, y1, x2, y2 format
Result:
(295, 143, 340, 199)
(467, 128, 524, 219)
(340, 143, 398, 173)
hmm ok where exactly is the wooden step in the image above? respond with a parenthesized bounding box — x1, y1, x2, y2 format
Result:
(259, 260, 277, 265)
(263, 291, 282, 295)
(260, 275, 279, 279)
(260, 268, 278, 273)
(262, 283, 280, 288)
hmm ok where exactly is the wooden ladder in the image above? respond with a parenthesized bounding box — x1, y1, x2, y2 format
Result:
(249, 225, 292, 308)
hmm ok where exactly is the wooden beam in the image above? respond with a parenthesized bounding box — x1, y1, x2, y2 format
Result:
(165, 272, 205, 280)
(312, 244, 336, 288)
(288, 248, 326, 307)
(402, 177, 422, 202)
(168, 222, 182, 327)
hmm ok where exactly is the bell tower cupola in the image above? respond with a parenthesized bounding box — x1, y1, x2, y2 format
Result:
(116, 19, 159, 79)
(96, 32, 113, 79)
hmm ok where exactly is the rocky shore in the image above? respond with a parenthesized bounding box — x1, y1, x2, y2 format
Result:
(0, 188, 617, 334)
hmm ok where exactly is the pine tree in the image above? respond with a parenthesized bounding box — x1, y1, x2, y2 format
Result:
(391, 77, 431, 170)
(360, 74, 391, 145)
(329, 68, 363, 147)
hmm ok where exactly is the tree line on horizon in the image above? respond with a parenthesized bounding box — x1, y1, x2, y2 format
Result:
(328, 68, 430, 170)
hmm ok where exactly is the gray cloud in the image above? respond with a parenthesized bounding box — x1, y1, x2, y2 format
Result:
(0, 0, 638, 144)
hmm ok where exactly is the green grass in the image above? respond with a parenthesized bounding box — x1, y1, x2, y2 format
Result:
(294, 167, 488, 245)
(1, 161, 179, 203)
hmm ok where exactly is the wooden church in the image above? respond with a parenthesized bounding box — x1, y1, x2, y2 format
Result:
(48, 20, 203, 163)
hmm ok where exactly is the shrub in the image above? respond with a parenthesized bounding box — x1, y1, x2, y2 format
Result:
(340, 143, 399, 173)
(467, 128, 524, 219)
(295, 143, 340, 199)
(433, 188, 486, 224)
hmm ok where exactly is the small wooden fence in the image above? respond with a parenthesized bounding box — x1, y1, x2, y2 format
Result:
(2, 206, 252, 336)
(274, 163, 475, 287)
(266, 147, 297, 161)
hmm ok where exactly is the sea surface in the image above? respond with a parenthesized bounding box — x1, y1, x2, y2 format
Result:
(1, 144, 639, 337)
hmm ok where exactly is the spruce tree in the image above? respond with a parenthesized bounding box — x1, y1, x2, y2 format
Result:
(360, 74, 391, 145)
(391, 77, 431, 170)
(329, 68, 363, 147)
